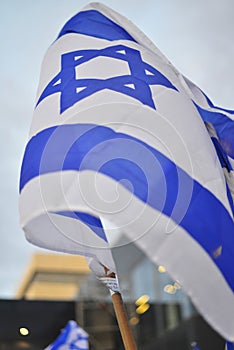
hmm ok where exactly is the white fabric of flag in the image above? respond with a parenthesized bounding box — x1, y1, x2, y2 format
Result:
(19, 2, 234, 341)
(44, 320, 89, 350)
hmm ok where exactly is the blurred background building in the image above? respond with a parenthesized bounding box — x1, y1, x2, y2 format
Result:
(0, 245, 225, 350)
(15, 253, 90, 300)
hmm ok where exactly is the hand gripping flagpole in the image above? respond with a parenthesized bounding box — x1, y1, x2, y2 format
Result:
(100, 268, 137, 350)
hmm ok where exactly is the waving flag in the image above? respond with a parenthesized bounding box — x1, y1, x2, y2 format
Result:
(44, 320, 89, 350)
(19, 2, 234, 341)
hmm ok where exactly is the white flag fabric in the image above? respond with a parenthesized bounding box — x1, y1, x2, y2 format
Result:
(44, 320, 89, 350)
(19, 2, 234, 340)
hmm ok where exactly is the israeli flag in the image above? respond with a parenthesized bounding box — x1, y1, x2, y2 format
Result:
(19, 2, 234, 341)
(44, 320, 89, 350)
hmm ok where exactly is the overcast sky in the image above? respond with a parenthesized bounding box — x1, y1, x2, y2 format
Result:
(0, 0, 233, 298)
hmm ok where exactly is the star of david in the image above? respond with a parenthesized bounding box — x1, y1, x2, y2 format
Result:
(37, 44, 177, 113)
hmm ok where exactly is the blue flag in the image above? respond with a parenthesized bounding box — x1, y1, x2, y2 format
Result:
(19, 2, 234, 341)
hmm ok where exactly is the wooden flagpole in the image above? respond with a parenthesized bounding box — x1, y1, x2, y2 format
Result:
(104, 268, 137, 350)
(111, 292, 137, 350)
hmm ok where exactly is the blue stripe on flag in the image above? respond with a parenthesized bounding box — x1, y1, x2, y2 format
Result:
(195, 103, 234, 159)
(227, 341, 234, 350)
(203, 92, 234, 115)
(20, 123, 234, 291)
(211, 137, 232, 171)
(55, 211, 107, 242)
(57, 10, 136, 42)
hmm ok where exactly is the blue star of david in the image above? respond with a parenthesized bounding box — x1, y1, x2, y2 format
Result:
(37, 44, 177, 113)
